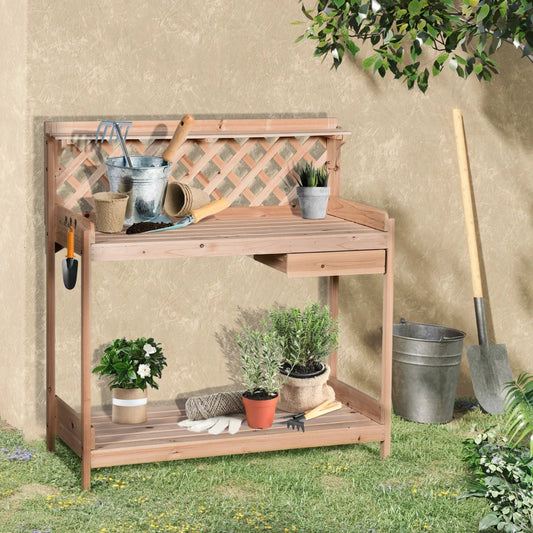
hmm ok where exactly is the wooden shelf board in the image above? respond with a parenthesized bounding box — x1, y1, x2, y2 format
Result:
(89, 403, 385, 468)
(89, 214, 388, 262)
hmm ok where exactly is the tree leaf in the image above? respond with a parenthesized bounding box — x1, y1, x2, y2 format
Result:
(408, 0, 421, 16)
(346, 39, 360, 56)
(477, 4, 490, 23)
(362, 55, 377, 68)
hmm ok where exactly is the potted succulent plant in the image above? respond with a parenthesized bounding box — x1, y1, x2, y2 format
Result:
(268, 303, 339, 412)
(294, 162, 330, 219)
(237, 327, 285, 429)
(92, 337, 167, 424)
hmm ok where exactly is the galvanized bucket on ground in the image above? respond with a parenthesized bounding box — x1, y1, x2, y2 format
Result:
(106, 156, 171, 226)
(392, 320, 466, 424)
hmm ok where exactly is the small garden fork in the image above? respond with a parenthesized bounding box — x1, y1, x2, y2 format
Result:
(95, 120, 132, 167)
(282, 399, 342, 432)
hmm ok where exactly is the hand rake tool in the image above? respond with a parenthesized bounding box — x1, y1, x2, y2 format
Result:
(281, 399, 342, 432)
(95, 120, 132, 167)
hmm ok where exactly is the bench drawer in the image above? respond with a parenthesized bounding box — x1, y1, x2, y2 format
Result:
(254, 250, 385, 277)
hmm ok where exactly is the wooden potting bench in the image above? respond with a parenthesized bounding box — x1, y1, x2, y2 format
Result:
(45, 117, 394, 489)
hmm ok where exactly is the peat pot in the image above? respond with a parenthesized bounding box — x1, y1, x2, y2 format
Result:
(106, 156, 172, 226)
(242, 393, 278, 429)
(112, 388, 148, 424)
(278, 363, 335, 413)
(93, 192, 129, 233)
(392, 320, 465, 424)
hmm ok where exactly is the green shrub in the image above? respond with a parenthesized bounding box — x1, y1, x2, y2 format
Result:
(92, 337, 166, 391)
(504, 373, 533, 455)
(461, 431, 533, 532)
(237, 328, 285, 398)
(268, 303, 338, 374)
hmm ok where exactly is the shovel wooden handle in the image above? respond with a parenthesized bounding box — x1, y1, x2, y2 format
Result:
(452, 109, 483, 299)
(190, 198, 230, 223)
(162, 114, 194, 162)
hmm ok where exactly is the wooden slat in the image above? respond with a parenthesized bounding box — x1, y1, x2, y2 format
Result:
(46, 135, 57, 453)
(81, 229, 92, 490)
(90, 226, 389, 261)
(329, 276, 339, 378)
(87, 209, 388, 262)
(327, 197, 389, 232)
(254, 250, 385, 277)
(45, 118, 348, 139)
(55, 396, 95, 456)
(380, 219, 395, 458)
(89, 402, 384, 468)
(329, 377, 382, 424)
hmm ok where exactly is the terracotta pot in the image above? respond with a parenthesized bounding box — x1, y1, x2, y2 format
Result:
(242, 393, 278, 429)
(112, 388, 147, 424)
(278, 363, 335, 413)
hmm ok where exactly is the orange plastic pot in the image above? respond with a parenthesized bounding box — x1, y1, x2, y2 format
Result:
(242, 393, 278, 429)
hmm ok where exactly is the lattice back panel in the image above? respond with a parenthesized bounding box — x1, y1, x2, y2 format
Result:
(49, 119, 344, 213)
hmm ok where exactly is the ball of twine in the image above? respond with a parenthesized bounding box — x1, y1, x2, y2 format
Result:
(185, 391, 245, 421)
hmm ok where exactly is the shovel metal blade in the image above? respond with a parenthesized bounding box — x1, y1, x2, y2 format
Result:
(466, 344, 513, 415)
(62, 257, 78, 290)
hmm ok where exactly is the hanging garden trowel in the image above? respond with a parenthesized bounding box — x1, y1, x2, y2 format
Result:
(62, 225, 78, 289)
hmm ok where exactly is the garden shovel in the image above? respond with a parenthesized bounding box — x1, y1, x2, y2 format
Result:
(62, 225, 78, 289)
(452, 109, 513, 415)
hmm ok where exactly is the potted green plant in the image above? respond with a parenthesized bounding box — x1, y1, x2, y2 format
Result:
(294, 162, 330, 219)
(268, 303, 339, 412)
(93, 337, 167, 424)
(237, 327, 285, 429)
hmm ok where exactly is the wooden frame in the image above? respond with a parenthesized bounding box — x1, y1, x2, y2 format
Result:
(45, 117, 394, 489)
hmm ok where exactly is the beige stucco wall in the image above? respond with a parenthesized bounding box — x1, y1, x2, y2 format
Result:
(1, 0, 531, 439)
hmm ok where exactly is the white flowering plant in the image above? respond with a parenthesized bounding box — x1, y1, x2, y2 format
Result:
(92, 337, 167, 391)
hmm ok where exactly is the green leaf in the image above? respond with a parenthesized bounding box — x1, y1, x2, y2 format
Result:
(417, 68, 429, 92)
(437, 52, 449, 64)
(479, 512, 500, 530)
(362, 55, 377, 68)
(332, 0, 345, 7)
(408, 0, 421, 16)
(477, 4, 490, 22)
(346, 40, 360, 56)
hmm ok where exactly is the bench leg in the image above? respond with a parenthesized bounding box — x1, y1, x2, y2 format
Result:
(380, 219, 394, 458)
(81, 230, 92, 489)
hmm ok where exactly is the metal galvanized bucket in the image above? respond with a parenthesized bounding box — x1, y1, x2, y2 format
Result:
(106, 156, 171, 226)
(392, 320, 466, 424)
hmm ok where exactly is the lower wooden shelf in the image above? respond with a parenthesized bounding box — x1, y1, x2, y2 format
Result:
(88, 403, 385, 469)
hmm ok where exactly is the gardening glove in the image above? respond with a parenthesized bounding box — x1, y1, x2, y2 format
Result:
(207, 416, 243, 435)
(178, 415, 244, 435)
(178, 417, 218, 433)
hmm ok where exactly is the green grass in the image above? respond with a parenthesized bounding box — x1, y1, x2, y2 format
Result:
(0, 405, 493, 533)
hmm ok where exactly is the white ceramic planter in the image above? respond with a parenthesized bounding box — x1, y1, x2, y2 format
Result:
(296, 186, 330, 219)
